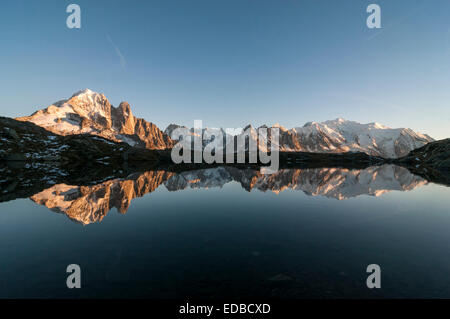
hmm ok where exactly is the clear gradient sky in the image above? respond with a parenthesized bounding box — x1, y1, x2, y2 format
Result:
(0, 0, 449, 139)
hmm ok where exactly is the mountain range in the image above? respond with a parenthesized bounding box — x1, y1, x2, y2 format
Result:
(16, 89, 433, 159)
(165, 120, 433, 159)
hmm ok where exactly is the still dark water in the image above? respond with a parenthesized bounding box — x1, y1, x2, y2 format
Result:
(0, 165, 449, 298)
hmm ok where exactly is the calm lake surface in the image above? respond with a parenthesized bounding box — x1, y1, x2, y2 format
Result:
(0, 164, 449, 298)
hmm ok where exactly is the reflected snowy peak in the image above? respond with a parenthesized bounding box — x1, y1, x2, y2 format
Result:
(30, 165, 427, 225)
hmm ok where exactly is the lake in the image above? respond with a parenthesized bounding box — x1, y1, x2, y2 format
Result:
(0, 164, 449, 298)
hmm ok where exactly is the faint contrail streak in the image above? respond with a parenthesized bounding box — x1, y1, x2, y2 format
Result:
(106, 34, 126, 70)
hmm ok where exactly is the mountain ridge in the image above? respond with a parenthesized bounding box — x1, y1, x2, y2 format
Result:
(15, 89, 433, 158)
(166, 118, 433, 158)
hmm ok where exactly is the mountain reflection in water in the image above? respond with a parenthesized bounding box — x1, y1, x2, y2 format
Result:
(29, 165, 427, 225)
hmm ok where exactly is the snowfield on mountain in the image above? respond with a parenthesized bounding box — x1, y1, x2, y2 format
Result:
(166, 118, 433, 159)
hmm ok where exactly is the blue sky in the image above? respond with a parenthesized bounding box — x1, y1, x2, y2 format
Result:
(0, 0, 449, 139)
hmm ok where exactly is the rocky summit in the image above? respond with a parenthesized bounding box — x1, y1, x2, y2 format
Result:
(16, 89, 173, 150)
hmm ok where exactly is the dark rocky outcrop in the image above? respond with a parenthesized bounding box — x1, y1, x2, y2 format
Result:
(394, 138, 450, 186)
(0, 116, 163, 165)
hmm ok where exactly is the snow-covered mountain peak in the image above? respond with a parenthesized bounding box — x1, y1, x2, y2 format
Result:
(68, 89, 110, 114)
(272, 123, 287, 131)
(243, 124, 254, 131)
(16, 90, 173, 149)
(371, 122, 387, 129)
(289, 119, 433, 158)
(71, 88, 98, 98)
(319, 118, 389, 131)
(69, 88, 108, 105)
